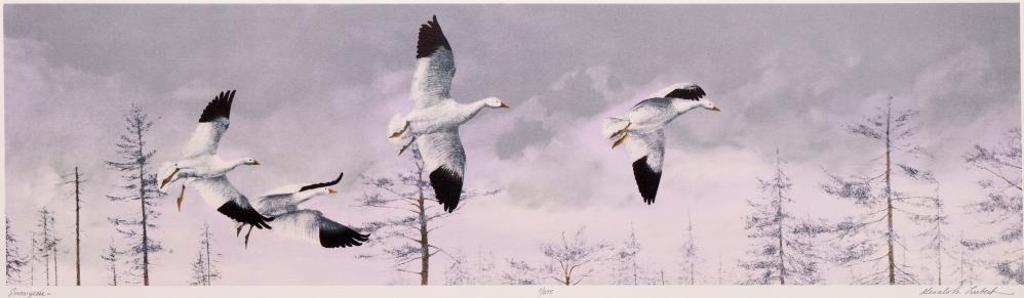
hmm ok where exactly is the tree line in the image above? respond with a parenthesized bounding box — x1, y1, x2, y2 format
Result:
(4, 96, 1021, 285)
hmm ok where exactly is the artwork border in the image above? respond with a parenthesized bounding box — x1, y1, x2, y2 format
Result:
(1, 0, 1021, 297)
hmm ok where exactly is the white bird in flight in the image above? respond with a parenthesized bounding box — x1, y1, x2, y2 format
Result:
(158, 90, 273, 230)
(602, 83, 720, 204)
(386, 15, 510, 213)
(250, 172, 370, 248)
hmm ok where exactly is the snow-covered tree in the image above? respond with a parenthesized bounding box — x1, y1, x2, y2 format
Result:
(188, 223, 220, 286)
(611, 224, 643, 285)
(60, 166, 86, 286)
(950, 231, 978, 286)
(742, 150, 823, 285)
(541, 228, 610, 285)
(677, 215, 703, 285)
(822, 97, 937, 285)
(33, 208, 60, 286)
(28, 232, 38, 285)
(961, 127, 1022, 284)
(105, 104, 164, 286)
(100, 238, 126, 286)
(918, 193, 952, 285)
(6, 218, 28, 285)
(357, 148, 497, 285)
(501, 258, 542, 285)
(443, 253, 471, 285)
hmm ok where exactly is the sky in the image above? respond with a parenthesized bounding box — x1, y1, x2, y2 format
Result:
(3, 4, 1020, 286)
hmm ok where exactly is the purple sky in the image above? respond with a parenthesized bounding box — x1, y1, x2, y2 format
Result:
(4, 4, 1020, 285)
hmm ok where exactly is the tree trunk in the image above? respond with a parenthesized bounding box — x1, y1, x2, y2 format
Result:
(776, 152, 786, 285)
(53, 247, 58, 286)
(937, 224, 943, 285)
(885, 97, 896, 285)
(418, 192, 430, 286)
(43, 212, 50, 286)
(689, 263, 695, 285)
(137, 129, 150, 286)
(74, 166, 81, 286)
(112, 256, 118, 286)
(205, 226, 212, 286)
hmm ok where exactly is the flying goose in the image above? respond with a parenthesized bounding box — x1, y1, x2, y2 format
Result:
(602, 83, 720, 204)
(386, 15, 510, 213)
(158, 90, 273, 230)
(247, 172, 369, 248)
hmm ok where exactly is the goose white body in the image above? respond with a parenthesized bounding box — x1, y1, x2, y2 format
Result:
(603, 83, 718, 204)
(159, 90, 272, 229)
(385, 15, 508, 213)
(253, 173, 369, 248)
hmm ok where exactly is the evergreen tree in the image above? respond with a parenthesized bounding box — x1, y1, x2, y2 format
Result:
(105, 104, 164, 286)
(100, 238, 126, 286)
(611, 224, 643, 285)
(961, 127, 1022, 284)
(742, 150, 824, 285)
(6, 218, 27, 285)
(823, 97, 937, 284)
(678, 215, 702, 285)
(357, 148, 497, 285)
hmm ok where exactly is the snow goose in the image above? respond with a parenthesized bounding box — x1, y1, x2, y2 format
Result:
(601, 83, 720, 204)
(158, 90, 273, 230)
(386, 15, 510, 213)
(246, 172, 369, 248)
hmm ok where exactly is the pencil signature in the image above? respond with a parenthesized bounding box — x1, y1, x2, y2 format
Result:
(537, 286, 554, 297)
(8, 288, 52, 298)
(920, 285, 1014, 296)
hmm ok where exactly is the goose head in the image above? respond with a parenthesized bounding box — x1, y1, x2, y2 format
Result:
(242, 157, 261, 166)
(482, 97, 510, 109)
(699, 99, 720, 112)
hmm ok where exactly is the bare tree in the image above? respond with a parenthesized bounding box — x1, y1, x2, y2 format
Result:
(443, 253, 471, 285)
(501, 258, 542, 285)
(356, 148, 497, 285)
(100, 238, 126, 286)
(716, 254, 726, 284)
(6, 218, 28, 285)
(28, 232, 38, 285)
(951, 231, 978, 286)
(189, 223, 221, 286)
(742, 149, 824, 285)
(33, 208, 60, 286)
(961, 127, 1022, 284)
(611, 224, 643, 285)
(189, 252, 207, 286)
(105, 104, 164, 286)
(59, 166, 86, 286)
(445, 250, 499, 285)
(678, 214, 703, 285)
(822, 97, 937, 285)
(918, 193, 952, 285)
(540, 228, 610, 285)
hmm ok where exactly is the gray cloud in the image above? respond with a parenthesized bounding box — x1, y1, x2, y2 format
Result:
(494, 117, 554, 160)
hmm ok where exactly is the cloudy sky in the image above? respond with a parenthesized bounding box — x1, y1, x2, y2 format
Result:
(4, 4, 1020, 286)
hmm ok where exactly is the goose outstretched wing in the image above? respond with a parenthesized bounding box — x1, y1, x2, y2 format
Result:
(182, 90, 235, 158)
(649, 82, 705, 101)
(416, 128, 465, 213)
(272, 210, 369, 248)
(624, 129, 665, 204)
(411, 15, 455, 109)
(190, 175, 273, 229)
